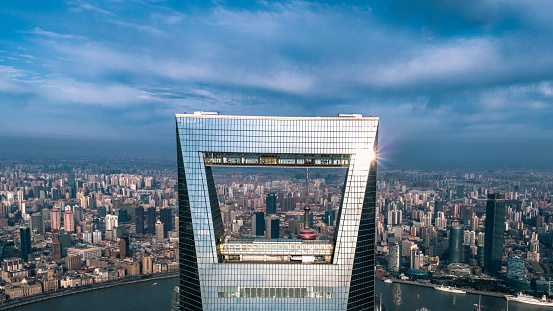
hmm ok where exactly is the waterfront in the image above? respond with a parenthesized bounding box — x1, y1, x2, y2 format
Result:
(376, 280, 552, 311)
(10, 277, 178, 311)
(9, 277, 553, 310)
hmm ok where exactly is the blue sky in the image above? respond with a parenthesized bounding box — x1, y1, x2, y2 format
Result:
(1, 1, 553, 167)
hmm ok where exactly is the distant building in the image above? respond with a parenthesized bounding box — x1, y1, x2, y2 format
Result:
(30, 212, 44, 235)
(265, 216, 279, 239)
(160, 208, 173, 238)
(449, 226, 463, 263)
(51, 208, 61, 232)
(119, 236, 130, 258)
(135, 206, 144, 234)
(388, 242, 400, 273)
(251, 212, 265, 236)
(506, 256, 526, 279)
(171, 286, 180, 311)
(19, 227, 31, 262)
(411, 248, 422, 270)
(155, 220, 164, 241)
(147, 207, 156, 234)
(64, 211, 75, 233)
(266, 194, 277, 215)
(142, 256, 153, 275)
(105, 214, 118, 231)
(67, 246, 101, 261)
(52, 234, 61, 260)
(484, 193, 505, 275)
(65, 256, 81, 270)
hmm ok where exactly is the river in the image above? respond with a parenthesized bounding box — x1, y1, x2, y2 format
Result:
(10, 278, 551, 310)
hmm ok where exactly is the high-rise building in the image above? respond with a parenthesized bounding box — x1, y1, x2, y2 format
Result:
(142, 256, 153, 274)
(251, 212, 265, 236)
(64, 211, 74, 233)
(155, 220, 165, 241)
(266, 193, 277, 215)
(52, 234, 61, 260)
(506, 256, 526, 279)
(411, 248, 421, 270)
(135, 206, 144, 234)
(105, 214, 118, 231)
(30, 212, 44, 235)
(20, 227, 31, 262)
(388, 242, 400, 273)
(161, 208, 173, 238)
(51, 208, 61, 232)
(265, 216, 279, 239)
(449, 226, 463, 263)
(147, 207, 156, 234)
(171, 286, 180, 311)
(119, 236, 130, 258)
(176, 112, 378, 310)
(484, 193, 505, 275)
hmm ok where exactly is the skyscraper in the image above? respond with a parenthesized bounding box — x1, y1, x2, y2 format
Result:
(388, 242, 400, 273)
(265, 216, 279, 239)
(176, 112, 378, 311)
(135, 206, 144, 234)
(51, 208, 61, 232)
(119, 236, 130, 258)
(266, 193, 277, 215)
(30, 212, 44, 235)
(161, 207, 173, 238)
(19, 227, 31, 262)
(484, 193, 505, 275)
(64, 210, 74, 233)
(52, 234, 61, 260)
(449, 226, 463, 263)
(251, 211, 265, 236)
(147, 207, 156, 234)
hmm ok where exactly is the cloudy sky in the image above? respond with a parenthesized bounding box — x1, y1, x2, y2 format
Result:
(1, 1, 552, 168)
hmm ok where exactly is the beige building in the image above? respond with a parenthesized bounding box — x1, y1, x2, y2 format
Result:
(65, 256, 81, 270)
(41, 277, 59, 292)
(142, 256, 153, 275)
(67, 246, 102, 261)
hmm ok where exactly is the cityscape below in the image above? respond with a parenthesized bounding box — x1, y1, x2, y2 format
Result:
(0, 155, 552, 309)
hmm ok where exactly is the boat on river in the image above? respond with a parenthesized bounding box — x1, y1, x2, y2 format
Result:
(434, 285, 466, 294)
(505, 293, 553, 306)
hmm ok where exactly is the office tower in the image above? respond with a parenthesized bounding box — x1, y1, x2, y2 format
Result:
(147, 207, 156, 234)
(177, 112, 378, 310)
(266, 193, 277, 215)
(251, 212, 265, 236)
(64, 210, 75, 232)
(20, 227, 31, 262)
(484, 193, 506, 275)
(155, 220, 165, 241)
(30, 212, 44, 235)
(161, 208, 173, 238)
(51, 208, 61, 232)
(265, 216, 279, 239)
(52, 234, 61, 260)
(449, 226, 463, 263)
(410, 248, 421, 270)
(388, 242, 400, 273)
(135, 206, 144, 234)
(119, 236, 130, 258)
(434, 200, 444, 213)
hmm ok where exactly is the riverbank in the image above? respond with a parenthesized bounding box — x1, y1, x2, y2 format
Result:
(380, 277, 507, 298)
(0, 272, 178, 310)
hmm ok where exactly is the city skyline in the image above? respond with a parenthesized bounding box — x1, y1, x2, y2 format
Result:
(2, 1, 553, 168)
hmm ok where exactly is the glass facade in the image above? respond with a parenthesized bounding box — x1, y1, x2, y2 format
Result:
(484, 193, 505, 275)
(176, 113, 379, 311)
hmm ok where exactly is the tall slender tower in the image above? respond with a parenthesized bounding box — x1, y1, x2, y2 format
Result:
(484, 193, 505, 274)
(297, 168, 316, 240)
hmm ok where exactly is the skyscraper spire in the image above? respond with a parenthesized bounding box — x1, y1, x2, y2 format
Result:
(297, 168, 316, 240)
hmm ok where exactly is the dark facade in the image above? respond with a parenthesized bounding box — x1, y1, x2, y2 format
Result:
(119, 236, 130, 258)
(252, 212, 265, 236)
(484, 193, 505, 275)
(147, 207, 156, 235)
(449, 226, 463, 263)
(161, 208, 173, 238)
(135, 206, 144, 234)
(52, 234, 61, 260)
(266, 217, 279, 239)
(266, 193, 277, 215)
(19, 227, 31, 262)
